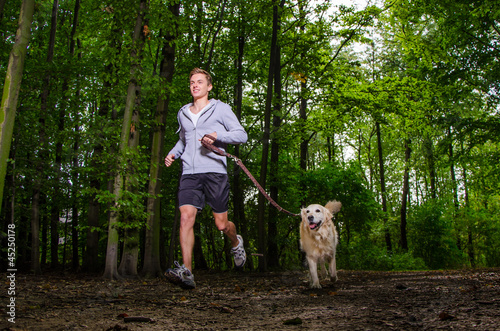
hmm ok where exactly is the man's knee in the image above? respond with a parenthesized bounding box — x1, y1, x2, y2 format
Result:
(217, 223, 229, 232)
(214, 214, 229, 232)
(180, 210, 196, 230)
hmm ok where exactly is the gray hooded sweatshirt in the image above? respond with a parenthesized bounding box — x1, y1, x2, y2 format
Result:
(168, 99, 248, 175)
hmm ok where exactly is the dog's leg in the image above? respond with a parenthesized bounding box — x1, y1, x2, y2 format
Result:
(307, 256, 321, 288)
(320, 262, 328, 280)
(329, 254, 337, 282)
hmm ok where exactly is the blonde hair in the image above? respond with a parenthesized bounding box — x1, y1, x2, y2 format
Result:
(189, 68, 212, 86)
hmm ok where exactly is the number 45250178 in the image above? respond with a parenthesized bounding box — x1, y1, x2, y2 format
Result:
(7, 224, 15, 265)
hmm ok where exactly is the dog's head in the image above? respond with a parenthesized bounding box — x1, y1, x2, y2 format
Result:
(301, 201, 341, 231)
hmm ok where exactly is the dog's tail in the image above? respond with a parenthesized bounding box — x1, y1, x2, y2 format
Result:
(325, 200, 342, 214)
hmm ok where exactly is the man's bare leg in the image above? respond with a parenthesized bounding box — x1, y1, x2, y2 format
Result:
(213, 211, 240, 247)
(179, 205, 197, 271)
(214, 211, 246, 267)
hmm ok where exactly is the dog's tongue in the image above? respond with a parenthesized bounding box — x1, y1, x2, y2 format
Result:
(309, 223, 316, 229)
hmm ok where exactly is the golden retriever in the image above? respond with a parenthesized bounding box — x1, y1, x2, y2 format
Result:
(300, 200, 341, 288)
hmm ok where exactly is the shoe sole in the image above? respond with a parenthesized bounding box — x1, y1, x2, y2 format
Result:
(165, 271, 182, 285)
(179, 282, 196, 290)
(165, 271, 196, 289)
(233, 235, 246, 268)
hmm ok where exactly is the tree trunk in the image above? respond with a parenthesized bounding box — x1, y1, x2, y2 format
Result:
(268, 42, 283, 269)
(423, 135, 437, 199)
(231, 16, 251, 269)
(0, 0, 35, 213)
(41, 207, 48, 265)
(84, 5, 124, 273)
(298, 0, 308, 205)
(41, 0, 61, 268)
(118, 107, 141, 278)
(167, 195, 180, 268)
(31, 191, 41, 274)
(62, 0, 82, 271)
(257, 0, 283, 271)
(1, 147, 15, 271)
(142, 2, 178, 278)
(103, 0, 147, 280)
(461, 142, 474, 266)
(205, 0, 226, 69)
(376, 121, 392, 252)
(448, 127, 459, 209)
(0, 0, 7, 19)
(400, 139, 411, 251)
(193, 221, 208, 270)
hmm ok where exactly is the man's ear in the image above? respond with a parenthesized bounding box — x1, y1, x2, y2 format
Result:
(208, 84, 213, 92)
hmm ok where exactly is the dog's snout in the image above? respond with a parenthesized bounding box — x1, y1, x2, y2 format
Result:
(308, 215, 314, 222)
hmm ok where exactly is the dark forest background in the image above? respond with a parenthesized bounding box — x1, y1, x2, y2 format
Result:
(1, 0, 499, 279)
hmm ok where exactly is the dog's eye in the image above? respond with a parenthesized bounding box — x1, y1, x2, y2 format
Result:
(306, 210, 310, 213)
(316, 209, 320, 213)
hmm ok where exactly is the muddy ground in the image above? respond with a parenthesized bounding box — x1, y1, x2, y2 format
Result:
(2, 268, 499, 330)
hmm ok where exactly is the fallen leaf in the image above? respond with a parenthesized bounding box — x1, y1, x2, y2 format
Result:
(124, 316, 153, 323)
(220, 306, 234, 313)
(438, 312, 455, 321)
(283, 317, 302, 325)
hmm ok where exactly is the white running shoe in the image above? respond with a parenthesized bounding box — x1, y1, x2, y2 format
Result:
(231, 235, 246, 268)
(165, 261, 196, 289)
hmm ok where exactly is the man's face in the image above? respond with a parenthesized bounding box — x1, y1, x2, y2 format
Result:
(190, 73, 212, 100)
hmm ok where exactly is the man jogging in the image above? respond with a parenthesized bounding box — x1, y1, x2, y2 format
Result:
(164, 68, 247, 289)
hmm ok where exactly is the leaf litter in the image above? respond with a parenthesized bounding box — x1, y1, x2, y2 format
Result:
(3, 269, 499, 330)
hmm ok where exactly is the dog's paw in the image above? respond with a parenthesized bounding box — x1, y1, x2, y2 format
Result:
(310, 282, 322, 289)
(330, 275, 338, 282)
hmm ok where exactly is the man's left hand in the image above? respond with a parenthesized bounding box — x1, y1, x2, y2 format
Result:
(200, 132, 217, 144)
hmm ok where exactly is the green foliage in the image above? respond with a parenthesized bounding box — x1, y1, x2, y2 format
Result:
(407, 200, 464, 269)
(461, 195, 500, 268)
(302, 161, 378, 237)
(338, 239, 427, 271)
(2, 0, 499, 274)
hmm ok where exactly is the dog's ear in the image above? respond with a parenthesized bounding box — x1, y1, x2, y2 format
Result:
(301, 208, 307, 219)
(322, 206, 333, 220)
(325, 200, 342, 214)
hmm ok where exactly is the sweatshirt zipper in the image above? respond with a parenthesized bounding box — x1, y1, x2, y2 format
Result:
(185, 102, 214, 174)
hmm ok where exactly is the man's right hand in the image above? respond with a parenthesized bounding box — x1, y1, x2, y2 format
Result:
(164, 154, 175, 167)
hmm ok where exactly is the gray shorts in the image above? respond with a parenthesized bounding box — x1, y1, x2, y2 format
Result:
(178, 173, 229, 213)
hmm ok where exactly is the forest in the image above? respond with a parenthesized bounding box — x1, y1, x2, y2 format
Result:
(0, 0, 499, 280)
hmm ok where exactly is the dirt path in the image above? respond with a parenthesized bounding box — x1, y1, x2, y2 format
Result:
(2, 269, 499, 330)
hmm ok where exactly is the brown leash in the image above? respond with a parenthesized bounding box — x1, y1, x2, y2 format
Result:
(201, 134, 300, 217)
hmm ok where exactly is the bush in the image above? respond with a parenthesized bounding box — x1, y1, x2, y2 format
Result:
(337, 240, 426, 271)
(407, 200, 463, 269)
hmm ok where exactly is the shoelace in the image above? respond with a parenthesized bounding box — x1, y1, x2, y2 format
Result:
(232, 246, 244, 257)
(171, 261, 190, 276)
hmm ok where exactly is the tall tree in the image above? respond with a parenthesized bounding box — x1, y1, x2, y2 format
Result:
(400, 138, 411, 251)
(257, 0, 285, 271)
(39, 0, 61, 268)
(231, 3, 250, 270)
(268, 28, 283, 269)
(142, 2, 179, 278)
(103, 0, 147, 280)
(68, 0, 82, 271)
(0, 0, 35, 213)
(83, 12, 122, 273)
(376, 121, 392, 252)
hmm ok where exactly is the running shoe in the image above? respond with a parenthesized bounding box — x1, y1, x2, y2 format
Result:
(165, 261, 196, 289)
(231, 235, 246, 268)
